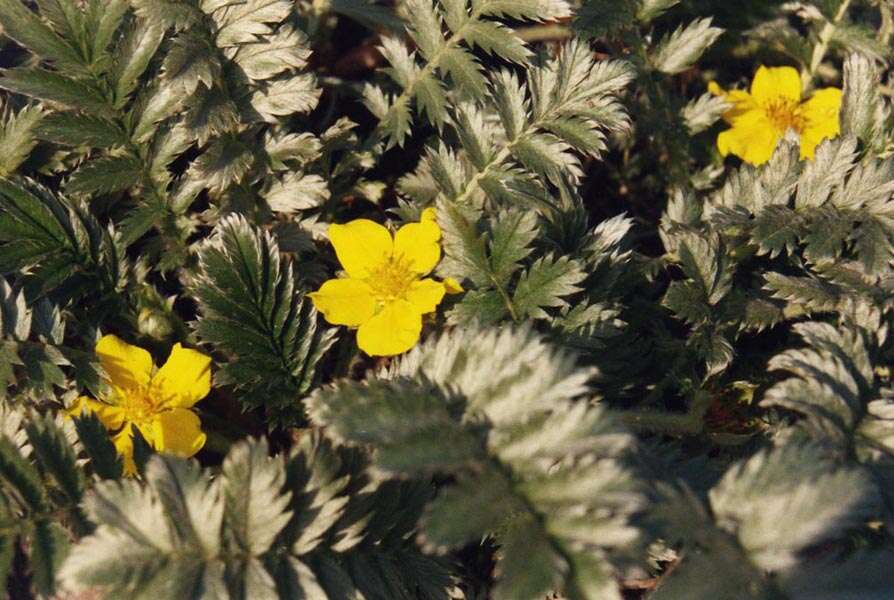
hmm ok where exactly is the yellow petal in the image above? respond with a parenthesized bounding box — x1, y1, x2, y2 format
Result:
(112, 425, 137, 477)
(356, 300, 422, 357)
(150, 343, 211, 409)
(799, 88, 842, 159)
(66, 396, 126, 431)
(710, 81, 759, 124)
(717, 111, 780, 166)
(96, 335, 153, 391)
(393, 217, 441, 274)
(751, 66, 801, 105)
(443, 277, 464, 294)
(421, 207, 438, 226)
(145, 409, 206, 458)
(309, 278, 377, 326)
(406, 279, 446, 314)
(328, 219, 393, 278)
(722, 90, 760, 124)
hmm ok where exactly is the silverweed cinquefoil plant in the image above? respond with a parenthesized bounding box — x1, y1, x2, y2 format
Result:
(68, 335, 211, 475)
(310, 209, 461, 356)
(710, 66, 842, 165)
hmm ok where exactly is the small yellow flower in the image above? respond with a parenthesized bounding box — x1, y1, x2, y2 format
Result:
(68, 335, 211, 475)
(310, 208, 460, 357)
(709, 65, 842, 166)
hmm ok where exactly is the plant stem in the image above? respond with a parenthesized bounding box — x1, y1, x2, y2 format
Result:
(620, 391, 712, 435)
(802, 0, 852, 92)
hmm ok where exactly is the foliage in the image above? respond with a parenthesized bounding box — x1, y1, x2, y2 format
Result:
(0, 0, 893, 598)
(61, 434, 455, 600)
(310, 325, 644, 600)
(190, 215, 337, 425)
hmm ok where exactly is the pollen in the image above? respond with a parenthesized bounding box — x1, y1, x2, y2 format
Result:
(762, 98, 805, 134)
(367, 255, 417, 302)
(116, 387, 158, 428)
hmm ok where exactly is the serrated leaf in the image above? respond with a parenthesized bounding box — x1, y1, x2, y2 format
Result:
(235, 25, 310, 81)
(405, 0, 443, 60)
(512, 255, 585, 319)
(24, 415, 83, 505)
(511, 132, 581, 184)
(309, 378, 480, 475)
(72, 413, 123, 480)
(709, 443, 880, 571)
(676, 231, 732, 304)
(795, 138, 858, 209)
(764, 272, 840, 312)
(476, 0, 571, 21)
(841, 53, 885, 144)
(192, 215, 336, 422)
(250, 74, 320, 122)
(638, 0, 680, 22)
(489, 208, 539, 285)
(751, 205, 801, 258)
(314, 325, 639, 599)
(264, 172, 330, 214)
(188, 136, 253, 195)
(439, 47, 487, 98)
(212, 0, 293, 48)
(852, 216, 894, 277)
(147, 456, 222, 554)
(30, 519, 69, 596)
(66, 155, 143, 195)
(463, 20, 530, 64)
(683, 92, 729, 134)
(446, 288, 508, 326)
(492, 515, 565, 600)
(414, 73, 448, 129)
(0, 435, 47, 513)
(0, 0, 84, 67)
(0, 103, 42, 177)
(422, 475, 507, 550)
(36, 113, 125, 147)
(491, 69, 528, 139)
(86, 0, 130, 58)
(663, 280, 711, 324)
(222, 438, 292, 556)
(0, 68, 109, 115)
(801, 207, 852, 264)
(652, 18, 723, 75)
(131, 0, 204, 31)
(112, 19, 166, 105)
(161, 31, 221, 96)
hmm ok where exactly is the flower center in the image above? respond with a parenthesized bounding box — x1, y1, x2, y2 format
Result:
(116, 387, 158, 428)
(763, 98, 804, 134)
(367, 255, 417, 303)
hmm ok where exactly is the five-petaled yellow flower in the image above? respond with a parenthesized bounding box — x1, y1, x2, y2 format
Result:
(310, 208, 460, 357)
(710, 65, 842, 166)
(68, 335, 211, 475)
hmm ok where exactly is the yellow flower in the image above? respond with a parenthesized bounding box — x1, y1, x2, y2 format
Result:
(310, 208, 461, 357)
(68, 335, 211, 475)
(709, 66, 842, 166)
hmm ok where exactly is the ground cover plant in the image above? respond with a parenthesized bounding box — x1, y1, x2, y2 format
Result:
(0, 0, 893, 598)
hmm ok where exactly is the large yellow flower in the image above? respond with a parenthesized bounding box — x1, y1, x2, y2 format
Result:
(310, 208, 460, 357)
(68, 335, 211, 475)
(710, 66, 842, 166)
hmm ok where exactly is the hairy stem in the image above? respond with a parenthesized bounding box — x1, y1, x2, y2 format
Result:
(802, 0, 852, 92)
